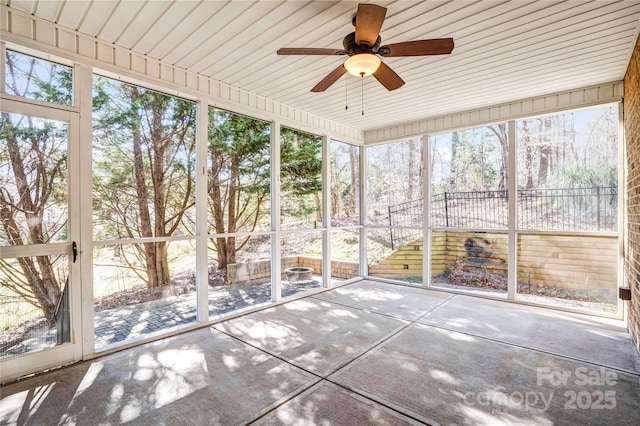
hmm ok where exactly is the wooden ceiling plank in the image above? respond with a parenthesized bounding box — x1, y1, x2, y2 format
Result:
(179, 1, 302, 72)
(77, 1, 117, 35)
(115, 1, 172, 49)
(33, 0, 61, 20)
(161, 1, 265, 66)
(95, 1, 145, 44)
(54, 0, 89, 29)
(133, 1, 201, 55)
(145, 1, 227, 60)
(7, 0, 35, 14)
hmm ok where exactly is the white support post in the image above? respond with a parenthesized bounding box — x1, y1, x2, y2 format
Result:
(75, 63, 95, 357)
(360, 144, 368, 277)
(195, 102, 209, 322)
(507, 120, 517, 300)
(322, 135, 331, 286)
(0, 42, 5, 94)
(271, 121, 282, 302)
(423, 135, 431, 287)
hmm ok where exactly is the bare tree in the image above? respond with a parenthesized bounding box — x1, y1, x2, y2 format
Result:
(488, 124, 508, 191)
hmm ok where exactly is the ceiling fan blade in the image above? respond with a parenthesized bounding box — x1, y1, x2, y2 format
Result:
(355, 3, 387, 46)
(378, 38, 454, 57)
(278, 48, 346, 55)
(311, 64, 347, 92)
(373, 62, 405, 91)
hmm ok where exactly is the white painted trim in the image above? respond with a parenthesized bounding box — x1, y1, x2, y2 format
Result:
(0, 42, 5, 95)
(364, 82, 624, 144)
(423, 135, 431, 288)
(195, 102, 209, 323)
(0, 243, 69, 259)
(76, 63, 95, 357)
(67, 106, 83, 361)
(0, 96, 73, 120)
(0, 92, 77, 112)
(271, 120, 282, 302)
(0, 95, 84, 382)
(360, 143, 368, 277)
(507, 121, 517, 300)
(322, 135, 331, 286)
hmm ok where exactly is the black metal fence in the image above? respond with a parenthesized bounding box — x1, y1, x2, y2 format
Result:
(387, 186, 618, 249)
(517, 187, 617, 231)
(388, 199, 423, 249)
(432, 190, 508, 228)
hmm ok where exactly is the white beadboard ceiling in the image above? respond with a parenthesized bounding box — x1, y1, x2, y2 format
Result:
(3, 0, 640, 132)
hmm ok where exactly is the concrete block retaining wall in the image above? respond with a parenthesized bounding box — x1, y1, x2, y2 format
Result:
(227, 256, 358, 284)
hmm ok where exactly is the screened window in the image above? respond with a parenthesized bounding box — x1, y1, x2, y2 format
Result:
(515, 105, 619, 313)
(4, 50, 72, 106)
(92, 75, 197, 348)
(280, 127, 322, 230)
(330, 140, 360, 226)
(516, 106, 618, 231)
(367, 138, 423, 283)
(430, 125, 508, 229)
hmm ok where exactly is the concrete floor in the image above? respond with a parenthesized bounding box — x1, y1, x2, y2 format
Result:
(1, 280, 639, 425)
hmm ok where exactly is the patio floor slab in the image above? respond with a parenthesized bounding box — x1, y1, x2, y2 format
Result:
(312, 281, 453, 321)
(418, 294, 640, 373)
(254, 381, 421, 425)
(0, 328, 316, 425)
(214, 297, 407, 376)
(331, 322, 640, 425)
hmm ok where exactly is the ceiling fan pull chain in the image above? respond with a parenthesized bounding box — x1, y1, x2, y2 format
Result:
(361, 74, 365, 116)
(345, 75, 348, 110)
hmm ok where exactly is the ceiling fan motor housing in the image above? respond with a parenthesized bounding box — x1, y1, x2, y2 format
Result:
(343, 32, 382, 54)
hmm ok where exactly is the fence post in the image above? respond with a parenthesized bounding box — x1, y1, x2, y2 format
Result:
(596, 187, 601, 231)
(388, 205, 394, 250)
(444, 192, 449, 227)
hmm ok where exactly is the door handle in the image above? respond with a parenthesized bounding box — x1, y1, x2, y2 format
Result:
(72, 241, 78, 263)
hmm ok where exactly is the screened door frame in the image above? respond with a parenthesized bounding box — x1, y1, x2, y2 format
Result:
(0, 96, 83, 382)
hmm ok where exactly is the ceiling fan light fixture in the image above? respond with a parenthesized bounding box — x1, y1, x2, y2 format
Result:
(344, 53, 381, 76)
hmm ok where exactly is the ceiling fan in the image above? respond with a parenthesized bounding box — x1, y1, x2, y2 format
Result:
(277, 3, 454, 92)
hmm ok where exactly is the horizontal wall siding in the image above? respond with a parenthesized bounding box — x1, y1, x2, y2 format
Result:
(365, 82, 624, 144)
(0, 5, 364, 145)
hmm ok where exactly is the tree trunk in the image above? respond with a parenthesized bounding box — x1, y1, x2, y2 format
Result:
(449, 132, 460, 189)
(209, 149, 229, 269)
(522, 120, 534, 189)
(226, 159, 239, 266)
(130, 90, 162, 288)
(408, 141, 416, 199)
(348, 145, 358, 216)
(489, 124, 508, 192)
(314, 192, 322, 224)
(537, 118, 552, 186)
